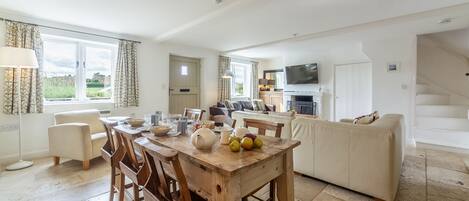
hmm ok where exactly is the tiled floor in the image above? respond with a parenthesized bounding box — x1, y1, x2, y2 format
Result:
(1, 147, 469, 201)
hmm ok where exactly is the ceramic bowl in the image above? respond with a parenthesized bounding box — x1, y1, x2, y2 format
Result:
(150, 126, 172, 136)
(127, 118, 145, 127)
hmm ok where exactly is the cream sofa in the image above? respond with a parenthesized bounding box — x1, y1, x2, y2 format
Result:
(231, 111, 295, 139)
(48, 109, 107, 170)
(292, 114, 404, 201)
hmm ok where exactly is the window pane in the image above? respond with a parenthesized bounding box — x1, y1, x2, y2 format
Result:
(43, 40, 77, 101)
(85, 46, 113, 100)
(233, 65, 244, 97)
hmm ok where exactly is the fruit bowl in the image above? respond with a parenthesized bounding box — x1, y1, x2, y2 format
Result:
(127, 118, 145, 127)
(150, 126, 172, 136)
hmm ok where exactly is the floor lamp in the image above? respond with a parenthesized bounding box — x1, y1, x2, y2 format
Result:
(0, 47, 39, 171)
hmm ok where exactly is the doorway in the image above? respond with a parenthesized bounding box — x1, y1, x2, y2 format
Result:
(334, 62, 372, 121)
(169, 55, 201, 114)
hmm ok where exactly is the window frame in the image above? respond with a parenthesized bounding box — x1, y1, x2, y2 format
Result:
(230, 61, 252, 99)
(42, 35, 118, 105)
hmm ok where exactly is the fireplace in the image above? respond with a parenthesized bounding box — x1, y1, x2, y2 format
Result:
(287, 95, 317, 115)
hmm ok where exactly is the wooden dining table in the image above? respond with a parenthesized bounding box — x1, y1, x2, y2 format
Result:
(142, 130, 300, 201)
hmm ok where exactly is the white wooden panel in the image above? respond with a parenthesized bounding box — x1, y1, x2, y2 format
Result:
(335, 63, 372, 121)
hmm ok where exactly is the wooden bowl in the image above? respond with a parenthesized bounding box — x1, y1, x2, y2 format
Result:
(127, 118, 145, 127)
(150, 126, 172, 136)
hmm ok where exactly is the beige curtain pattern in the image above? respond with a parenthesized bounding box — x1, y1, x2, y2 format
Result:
(114, 40, 139, 108)
(3, 21, 43, 114)
(218, 55, 231, 101)
(251, 61, 259, 99)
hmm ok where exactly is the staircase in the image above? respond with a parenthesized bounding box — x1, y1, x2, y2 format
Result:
(414, 82, 469, 149)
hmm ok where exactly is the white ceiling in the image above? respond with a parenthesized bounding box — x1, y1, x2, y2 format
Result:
(0, 0, 468, 53)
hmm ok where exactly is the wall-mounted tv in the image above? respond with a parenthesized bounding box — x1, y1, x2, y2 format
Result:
(285, 63, 319, 84)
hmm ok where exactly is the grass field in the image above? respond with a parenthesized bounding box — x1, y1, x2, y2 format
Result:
(44, 79, 110, 100)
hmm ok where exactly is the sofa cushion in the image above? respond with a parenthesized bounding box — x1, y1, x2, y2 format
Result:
(252, 99, 266, 111)
(352, 111, 378, 125)
(224, 100, 235, 110)
(268, 111, 296, 117)
(239, 100, 254, 110)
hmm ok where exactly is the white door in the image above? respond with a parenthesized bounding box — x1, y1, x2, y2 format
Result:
(334, 62, 372, 121)
(169, 55, 201, 114)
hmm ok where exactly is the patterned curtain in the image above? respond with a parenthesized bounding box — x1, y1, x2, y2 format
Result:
(114, 40, 139, 108)
(218, 55, 231, 101)
(251, 61, 259, 99)
(3, 21, 43, 114)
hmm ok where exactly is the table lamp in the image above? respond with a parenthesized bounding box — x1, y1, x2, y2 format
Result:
(0, 46, 38, 170)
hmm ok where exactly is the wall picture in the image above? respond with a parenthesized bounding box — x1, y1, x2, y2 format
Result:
(387, 62, 400, 72)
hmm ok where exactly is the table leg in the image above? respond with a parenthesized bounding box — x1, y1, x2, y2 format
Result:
(211, 172, 241, 201)
(277, 150, 294, 201)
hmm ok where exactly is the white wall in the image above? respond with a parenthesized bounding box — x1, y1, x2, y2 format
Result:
(362, 35, 417, 147)
(258, 44, 369, 121)
(257, 36, 417, 147)
(417, 38, 469, 104)
(0, 18, 219, 164)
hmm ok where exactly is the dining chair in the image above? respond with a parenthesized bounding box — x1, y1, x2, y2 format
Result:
(114, 126, 150, 201)
(242, 118, 284, 201)
(183, 108, 206, 121)
(100, 119, 127, 201)
(135, 137, 206, 201)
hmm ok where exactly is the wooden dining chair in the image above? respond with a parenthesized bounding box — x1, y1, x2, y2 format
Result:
(135, 138, 206, 201)
(100, 119, 127, 201)
(242, 118, 284, 201)
(114, 126, 150, 201)
(183, 108, 206, 121)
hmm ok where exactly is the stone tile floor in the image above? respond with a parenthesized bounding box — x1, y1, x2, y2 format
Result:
(1, 147, 468, 201)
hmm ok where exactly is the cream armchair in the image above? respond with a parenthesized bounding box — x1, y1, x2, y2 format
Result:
(48, 109, 107, 170)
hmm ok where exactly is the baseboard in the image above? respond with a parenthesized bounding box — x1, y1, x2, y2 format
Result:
(0, 149, 50, 165)
(416, 142, 469, 154)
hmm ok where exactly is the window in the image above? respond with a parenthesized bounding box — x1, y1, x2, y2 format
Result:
(230, 62, 252, 98)
(43, 35, 117, 103)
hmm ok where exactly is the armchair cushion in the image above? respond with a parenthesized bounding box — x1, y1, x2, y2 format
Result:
(54, 109, 104, 134)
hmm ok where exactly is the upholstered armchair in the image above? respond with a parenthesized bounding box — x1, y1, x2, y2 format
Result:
(48, 109, 107, 170)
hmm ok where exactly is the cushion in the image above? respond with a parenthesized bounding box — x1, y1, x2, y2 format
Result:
(217, 102, 226, 107)
(232, 102, 242, 111)
(352, 111, 379, 125)
(224, 100, 235, 110)
(252, 99, 266, 111)
(239, 100, 254, 111)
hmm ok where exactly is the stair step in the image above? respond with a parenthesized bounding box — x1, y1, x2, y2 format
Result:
(416, 94, 450, 105)
(416, 105, 469, 118)
(416, 84, 441, 94)
(416, 117, 469, 131)
(414, 128, 469, 149)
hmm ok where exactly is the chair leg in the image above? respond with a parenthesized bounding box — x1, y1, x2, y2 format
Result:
(109, 167, 116, 201)
(133, 183, 139, 201)
(118, 173, 125, 201)
(53, 156, 60, 166)
(269, 180, 276, 201)
(83, 160, 90, 170)
(241, 198, 248, 201)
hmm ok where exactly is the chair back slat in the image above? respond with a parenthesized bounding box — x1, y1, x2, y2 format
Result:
(101, 118, 118, 152)
(183, 108, 206, 121)
(243, 118, 284, 138)
(114, 127, 142, 170)
(137, 139, 192, 201)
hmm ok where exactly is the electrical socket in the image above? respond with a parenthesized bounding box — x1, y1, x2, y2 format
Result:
(0, 123, 19, 132)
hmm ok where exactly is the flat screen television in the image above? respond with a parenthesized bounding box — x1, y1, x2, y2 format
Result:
(285, 63, 318, 84)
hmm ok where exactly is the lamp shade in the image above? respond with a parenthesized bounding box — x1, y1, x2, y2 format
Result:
(0, 47, 38, 68)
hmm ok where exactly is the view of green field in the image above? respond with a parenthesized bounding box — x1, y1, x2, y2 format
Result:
(44, 76, 111, 101)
